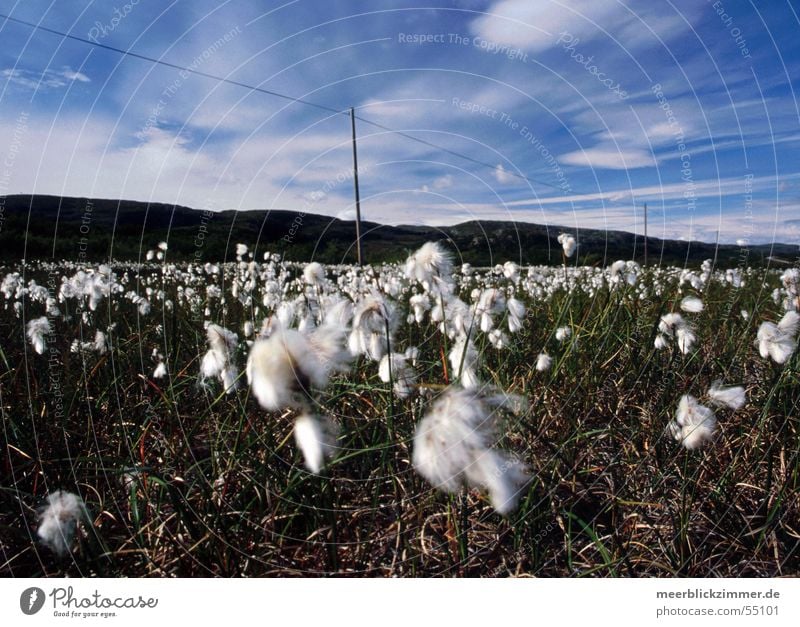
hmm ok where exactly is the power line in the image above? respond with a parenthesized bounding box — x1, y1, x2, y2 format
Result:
(0, 11, 571, 193)
(0, 12, 346, 116)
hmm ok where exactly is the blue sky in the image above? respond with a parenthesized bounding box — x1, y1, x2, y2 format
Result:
(1, 0, 799, 244)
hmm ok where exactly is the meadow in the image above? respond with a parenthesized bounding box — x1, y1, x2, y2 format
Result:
(1, 241, 799, 577)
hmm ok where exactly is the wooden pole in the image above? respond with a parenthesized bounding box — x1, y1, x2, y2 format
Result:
(350, 107, 363, 266)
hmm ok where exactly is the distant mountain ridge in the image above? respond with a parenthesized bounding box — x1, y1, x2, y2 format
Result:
(0, 194, 797, 268)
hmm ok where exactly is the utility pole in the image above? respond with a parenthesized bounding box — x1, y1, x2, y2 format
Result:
(643, 202, 648, 266)
(350, 107, 363, 266)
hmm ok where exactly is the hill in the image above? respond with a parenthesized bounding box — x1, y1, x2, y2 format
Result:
(0, 194, 796, 267)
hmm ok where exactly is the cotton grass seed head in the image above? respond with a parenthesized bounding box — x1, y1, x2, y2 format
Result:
(200, 324, 239, 393)
(706, 381, 745, 410)
(293, 414, 339, 474)
(247, 326, 349, 412)
(27, 316, 51, 355)
(756, 310, 799, 364)
(405, 241, 454, 293)
(37, 490, 88, 557)
(680, 295, 704, 313)
(378, 352, 418, 398)
(557, 233, 576, 258)
(448, 335, 480, 389)
(303, 262, 325, 286)
(412, 386, 530, 515)
(668, 395, 718, 450)
(555, 326, 571, 343)
(535, 352, 552, 372)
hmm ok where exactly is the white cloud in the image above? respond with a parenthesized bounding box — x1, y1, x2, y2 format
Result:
(62, 70, 91, 83)
(336, 208, 357, 220)
(508, 173, 800, 207)
(494, 164, 515, 184)
(1, 66, 90, 91)
(301, 190, 327, 202)
(470, 0, 621, 52)
(558, 146, 656, 169)
(433, 174, 454, 189)
(470, 0, 702, 57)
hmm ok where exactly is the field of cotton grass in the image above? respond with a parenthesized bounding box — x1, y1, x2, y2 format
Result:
(2, 238, 800, 577)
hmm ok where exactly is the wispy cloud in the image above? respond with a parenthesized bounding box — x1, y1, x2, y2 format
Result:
(1, 66, 91, 91)
(558, 146, 656, 170)
(508, 173, 800, 207)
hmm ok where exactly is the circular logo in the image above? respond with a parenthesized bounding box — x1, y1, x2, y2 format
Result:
(20, 587, 45, 615)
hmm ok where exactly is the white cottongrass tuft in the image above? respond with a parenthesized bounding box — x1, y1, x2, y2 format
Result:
(557, 233, 576, 258)
(488, 328, 508, 349)
(706, 381, 746, 410)
(448, 335, 480, 389)
(405, 241, 453, 294)
(535, 352, 552, 372)
(94, 330, 108, 354)
(675, 326, 697, 354)
(303, 262, 325, 286)
(200, 324, 239, 393)
(778, 309, 800, 336)
(378, 352, 418, 398)
(668, 395, 718, 450)
(412, 387, 530, 514)
(476, 288, 506, 333)
(37, 490, 88, 557)
(506, 297, 525, 333)
(555, 326, 571, 343)
(293, 414, 339, 474)
(657, 312, 697, 354)
(680, 295, 704, 313)
(413, 387, 531, 514)
(502, 261, 519, 281)
(27, 316, 51, 355)
(756, 310, 800, 364)
(153, 361, 167, 379)
(247, 327, 349, 411)
(609, 260, 626, 279)
(348, 294, 397, 361)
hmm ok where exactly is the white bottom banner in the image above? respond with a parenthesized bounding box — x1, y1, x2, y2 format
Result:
(1, 578, 797, 626)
